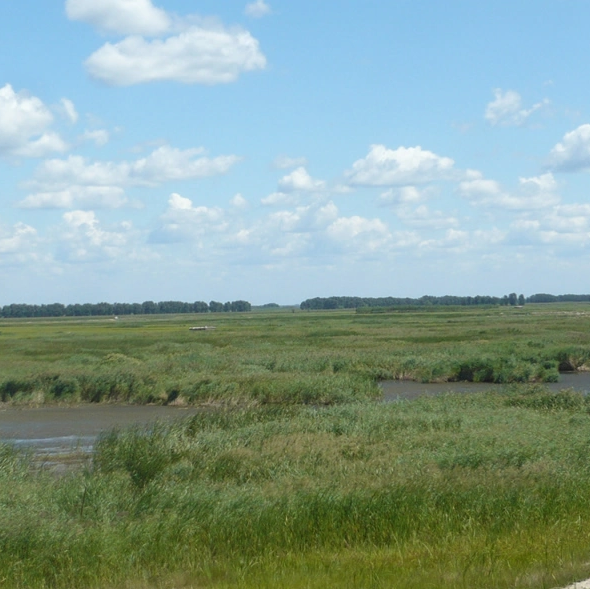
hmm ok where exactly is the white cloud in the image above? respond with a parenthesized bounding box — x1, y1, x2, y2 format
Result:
(245, 1, 272, 18)
(18, 186, 128, 210)
(82, 129, 110, 146)
(509, 202, 590, 248)
(230, 193, 248, 209)
(278, 167, 326, 192)
(417, 228, 506, 255)
(326, 216, 391, 252)
(65, 0, 171, 36)
(261, 192, 297, 206)
(151, 192, 228, 243)
(273, 155, 308, 169)
(85, 25, 267, 86)
(346, 144, 455, 186)
(28, 145, 239, 189)
(60, 98, 79, 124)
(546, 124, 590, 172)
(396, 205, 459, 229)
(485, 88, 548, 127)
(378, 186, 431, 206)
(59, 210, 138, 262)
(22, 145, 239, 209)
(458, 172, 559, 210)
(0, 84, 68, 157)
(130, 145, 240, 184)
(0, 222, 38, 255)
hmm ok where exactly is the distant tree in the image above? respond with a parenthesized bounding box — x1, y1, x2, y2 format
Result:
(518, 294, 525, 306)
(193, 301, 209, 313)
(508, 293, 518, 306)
(142, 301, 158, 314)
(209, 301, 223, 313)
(231, 300, 251, 312)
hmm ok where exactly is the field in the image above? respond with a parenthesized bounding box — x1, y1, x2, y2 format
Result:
(2, 304, 590, 588)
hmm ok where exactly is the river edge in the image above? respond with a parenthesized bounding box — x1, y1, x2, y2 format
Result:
(3, 372, 590, 462)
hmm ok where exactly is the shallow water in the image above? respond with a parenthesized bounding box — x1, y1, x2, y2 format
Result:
(381, 372, 590, 401)
(0, 405, 197, 466)
(3, 373, 590, 463)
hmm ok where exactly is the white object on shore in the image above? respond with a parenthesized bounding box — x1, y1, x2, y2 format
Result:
(561, 580, 590, 589)
(189, 326, 217, 331)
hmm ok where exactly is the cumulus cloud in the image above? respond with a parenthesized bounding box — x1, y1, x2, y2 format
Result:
(417, 228, 506, 255)
(21, 145, 239, 209)
(485, 88, 548, 127)
(58, 210, 138, 262)
(378, 186, 431, 206)
(326, 215, 391, 253)
(261, 192, 297, 206)
(278, 167, 326, 192)
(18, 186, 128, 210)
(346, 144, 455, 186)
(65, 0, 171, 36)
(458, 172, 559, 210)
(244, 1, 271, 18)
(509, 202, 590, 249)
(0, 84, 69, 157)
(130, 145, 240, 184)
(266, 202, 339, 234)
(150, 192, 228, 243)
(84, 24, 266, 86)
(546, 124, 590, 172)
(28, 145, 239, 188)
(0, 222, 38, 257)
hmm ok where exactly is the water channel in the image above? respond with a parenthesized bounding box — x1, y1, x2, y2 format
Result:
(2, 373, 590, 467)
(0, 405, 197, 470)
(380, 371, 590, 401)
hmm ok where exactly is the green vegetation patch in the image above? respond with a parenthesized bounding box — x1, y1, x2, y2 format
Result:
(4, 392, 590, 587)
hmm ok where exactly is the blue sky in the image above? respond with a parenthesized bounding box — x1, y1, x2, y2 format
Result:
(1, 0, 590, 305)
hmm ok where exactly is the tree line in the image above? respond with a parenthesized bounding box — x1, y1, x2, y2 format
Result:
(300, 293, 534, 310)
(0, 300, 251, 318)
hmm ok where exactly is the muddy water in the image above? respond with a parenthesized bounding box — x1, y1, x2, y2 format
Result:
(0, 405, 197, 466)
(3, 373, 590, 462)
(381, 372, 590, 401)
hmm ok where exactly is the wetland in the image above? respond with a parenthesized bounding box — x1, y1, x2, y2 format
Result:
(2, 304, 590, 588)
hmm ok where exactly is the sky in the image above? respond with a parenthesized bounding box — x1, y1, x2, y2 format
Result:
(1, 0, 590, 306)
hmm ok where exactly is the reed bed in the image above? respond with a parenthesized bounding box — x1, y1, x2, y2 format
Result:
(2, 305, 590, 587)
(3, 390, 590, 587)
(1, 304, 590, 405)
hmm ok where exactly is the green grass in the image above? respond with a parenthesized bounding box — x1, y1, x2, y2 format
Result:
(3, 391, 590, 587)
(2, 305, 590, 587)
(1, 304, 590, 405)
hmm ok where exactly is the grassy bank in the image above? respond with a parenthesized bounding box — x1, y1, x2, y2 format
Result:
(2, 304, 590, 405)
(3, 390, 590, 587)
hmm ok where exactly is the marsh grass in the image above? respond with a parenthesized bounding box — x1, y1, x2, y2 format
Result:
(4, 390, 590, 587)
(3, 306, 590, 587)
(1, 304, 590, 406)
